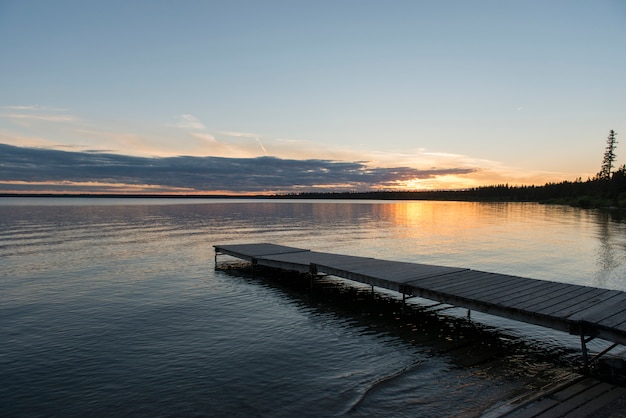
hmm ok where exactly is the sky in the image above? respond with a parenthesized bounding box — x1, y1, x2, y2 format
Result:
(1, 0, 625, 194)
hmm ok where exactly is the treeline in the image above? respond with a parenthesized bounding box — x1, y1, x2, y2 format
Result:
(276, 165, 626, 208)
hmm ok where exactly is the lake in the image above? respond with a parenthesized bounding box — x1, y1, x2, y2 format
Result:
(2, 198, 626, 417)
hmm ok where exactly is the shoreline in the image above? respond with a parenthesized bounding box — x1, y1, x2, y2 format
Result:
(2, 192, 624, 210)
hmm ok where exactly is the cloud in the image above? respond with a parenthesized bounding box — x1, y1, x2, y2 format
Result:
(2, 105, 40, 111)
(2, 105, 68, 112)
(175, 114, 205, 130)
(1, 113, 76, 122)
(219, 130, 268, 155)
(0, 143, 477, 193)
(191, 132, 217, 143)
(220, 131, 262, 138)
(0, 105, 75, 123)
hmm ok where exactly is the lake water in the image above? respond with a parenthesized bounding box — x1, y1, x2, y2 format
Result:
(2, 198, 626, 417)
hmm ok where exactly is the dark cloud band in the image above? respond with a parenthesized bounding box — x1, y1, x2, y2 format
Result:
(0, 144, 476, 192)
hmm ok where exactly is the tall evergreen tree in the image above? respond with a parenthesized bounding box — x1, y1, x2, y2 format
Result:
(599, 130, 618, 180)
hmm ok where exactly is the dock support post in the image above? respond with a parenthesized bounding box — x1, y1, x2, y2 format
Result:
(309, 264, 318, 290)
(579, 333, 619, 374)
(401, 292, 406, 318)
(581, 334, 593, 373)
(214, 249, 223, 268)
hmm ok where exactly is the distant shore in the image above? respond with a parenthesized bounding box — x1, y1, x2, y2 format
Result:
(2, 190, 624, 209)
(0, 193, 259, 199)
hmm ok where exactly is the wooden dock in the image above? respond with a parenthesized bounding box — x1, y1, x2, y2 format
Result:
(214, 243, 626, 367)
(482, 374, 626, 417)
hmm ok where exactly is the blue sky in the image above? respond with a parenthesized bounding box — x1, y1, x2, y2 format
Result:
(1, 1, 625, 193)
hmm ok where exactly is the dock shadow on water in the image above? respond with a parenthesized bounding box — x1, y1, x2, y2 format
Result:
(217, 261, 589, 416)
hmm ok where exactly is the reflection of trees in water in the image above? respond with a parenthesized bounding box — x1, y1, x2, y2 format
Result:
(593, 210, 626, 288)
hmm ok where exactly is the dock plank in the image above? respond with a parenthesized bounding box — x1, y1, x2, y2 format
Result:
(568, 385, 626, 418)
(615, 320, 626, 332)
(541, 289, 617, 318)
(428, 274, 552, 306)
(487, 284, 570, 311)
(568, 292, 626, 323)
(534, 381, 617, 418)
(401, 269, 480, 288)
(595, 307, 626, 329)
(518, 287, 609, 317)
(509, 285, 596, 312)
(408, 271, 503, 294)
(462, 279, 561, 305)
(334, 262, 464, 282)
(505, 397, 559, 418)
(215, 243, 309, 261)
(493, 377, 626, 418)
(499, 283, 580, 311)
(419, 272, 517, 294)
(501, 378, 596, 418)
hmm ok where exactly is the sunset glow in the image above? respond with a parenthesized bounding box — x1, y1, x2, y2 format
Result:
(1, 1, 625, 193)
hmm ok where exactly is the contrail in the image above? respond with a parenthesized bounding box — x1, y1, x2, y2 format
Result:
(256, 137, 268, 155)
